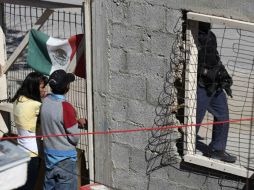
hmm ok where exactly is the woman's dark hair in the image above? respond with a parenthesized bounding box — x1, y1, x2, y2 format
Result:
(11, 72, 48, 103)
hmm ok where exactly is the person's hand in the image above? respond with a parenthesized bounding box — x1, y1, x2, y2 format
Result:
(78, 118, 87, 129)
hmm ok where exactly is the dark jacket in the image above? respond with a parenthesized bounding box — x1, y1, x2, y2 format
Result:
(197, 30, 233, 97)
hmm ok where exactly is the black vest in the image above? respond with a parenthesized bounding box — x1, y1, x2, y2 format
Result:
(197, 30, 233, 97)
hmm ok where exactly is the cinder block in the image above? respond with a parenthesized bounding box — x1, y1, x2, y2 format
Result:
(109, 2, 125, 24)
(144, 53, 167, 78)
(146, 5, 166, 31)
(166, 9, 182, 34)
(109, 48, 127, 73)
(126, 2, 146, 27)
(146, 0, 176, 6)
(149, 177, 178, 190)
(111, 143, 130, 169)
(109, 73, 146, 100)
(143, 31, 174, 56)
(146, 77, 164, 105)
(127, 100, 155, 126)
(150, 32, 174, 56)
(126, 52, 145, 75)
(112, 168, 149, 190)
(111, 24, 143, 51)
(129, 148, 147, 174)
(109, 97, 128, 121)
(111, 121, 149, 149)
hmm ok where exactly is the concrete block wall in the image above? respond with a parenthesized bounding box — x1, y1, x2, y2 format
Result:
(92, 0, 253, 189)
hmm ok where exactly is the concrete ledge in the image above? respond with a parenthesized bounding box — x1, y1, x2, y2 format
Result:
(184, 154, 254, 178)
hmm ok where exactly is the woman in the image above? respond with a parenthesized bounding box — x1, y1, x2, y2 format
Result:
(12, 71, 48, 190)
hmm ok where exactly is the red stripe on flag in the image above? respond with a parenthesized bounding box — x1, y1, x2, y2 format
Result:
(68, 34, 86, 78)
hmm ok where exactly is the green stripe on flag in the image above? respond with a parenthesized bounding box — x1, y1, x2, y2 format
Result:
(27, 29, 52, 75)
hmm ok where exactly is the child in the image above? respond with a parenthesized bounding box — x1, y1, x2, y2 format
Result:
(40, 69, 86, 190)
(12, 71, 48, 190)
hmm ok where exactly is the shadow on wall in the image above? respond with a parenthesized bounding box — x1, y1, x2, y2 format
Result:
(144, 11, 253, 190)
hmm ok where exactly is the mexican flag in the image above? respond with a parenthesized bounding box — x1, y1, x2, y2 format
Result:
(27, 29, 86, 78)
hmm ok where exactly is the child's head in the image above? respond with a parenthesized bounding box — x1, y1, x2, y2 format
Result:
(12, 72, 48, 102)
(48, 69, 75, 95)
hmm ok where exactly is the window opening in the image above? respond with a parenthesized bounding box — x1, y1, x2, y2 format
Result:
(183, 12, 254, 178)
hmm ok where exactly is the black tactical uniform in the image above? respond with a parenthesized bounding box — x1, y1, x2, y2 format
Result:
(196, 22, 236, 163)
